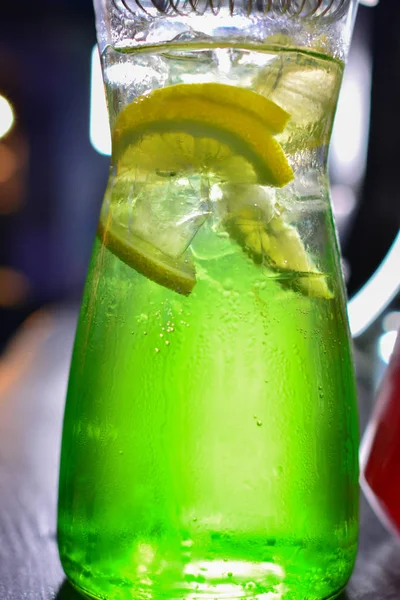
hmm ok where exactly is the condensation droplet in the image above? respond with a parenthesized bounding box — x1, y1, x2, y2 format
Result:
(245, 582, 256, 590)
(155, 347, 160, 353)
(256, 420, 263, 427)
(165, 340, 170, 346)
(143, 331, 147, 336)
(160, 333, 164, 338)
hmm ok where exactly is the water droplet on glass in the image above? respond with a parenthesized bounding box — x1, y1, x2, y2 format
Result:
(245, 581, 256, 590)
(165, 340, 170, 346)
(155, 348, 160, 353)
(256, 420, 263, 427)
(160, 333, 164, 338)
(227, 572, 233, 578)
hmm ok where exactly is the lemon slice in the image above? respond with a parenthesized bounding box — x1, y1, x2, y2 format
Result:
(221, 184, 332, 299)
(100, 83, 294, 295)
(265, 213, 332, 298)
(98, 211, 196, 296)
(113, 83, 294, 187)
(115, 83, 291, 138)
(254, 52, 343, 151)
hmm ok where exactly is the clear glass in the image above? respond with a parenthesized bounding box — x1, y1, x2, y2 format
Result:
(58, 1, 360, 599)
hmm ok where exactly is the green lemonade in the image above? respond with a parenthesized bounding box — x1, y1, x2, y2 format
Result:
(58, 43, 359, 600)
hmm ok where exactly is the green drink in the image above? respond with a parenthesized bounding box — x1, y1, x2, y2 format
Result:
(58, 21, 359, 600)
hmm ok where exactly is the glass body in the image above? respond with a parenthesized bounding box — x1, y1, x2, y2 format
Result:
(361, 331, 400, 536)
(58, 1, 360, 599)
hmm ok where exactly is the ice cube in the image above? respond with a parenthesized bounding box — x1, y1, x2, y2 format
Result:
(212, 183, 276, 227)
(253, 50, 343, 152)
(125, 175, 210, 259)
(103, 49, 169, 106)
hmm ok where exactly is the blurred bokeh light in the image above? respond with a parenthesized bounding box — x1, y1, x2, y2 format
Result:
(0, 95, 14, 138)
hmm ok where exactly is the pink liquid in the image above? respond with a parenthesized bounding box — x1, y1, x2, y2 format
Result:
(362, 331, 400, 535)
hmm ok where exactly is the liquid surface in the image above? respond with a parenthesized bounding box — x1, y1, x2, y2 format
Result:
(58, 43, 359, 600)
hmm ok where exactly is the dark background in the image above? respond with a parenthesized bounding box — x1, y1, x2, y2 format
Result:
(0, 0, 104, 349)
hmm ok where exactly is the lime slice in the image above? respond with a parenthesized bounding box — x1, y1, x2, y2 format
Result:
(100, 83, 294, 295)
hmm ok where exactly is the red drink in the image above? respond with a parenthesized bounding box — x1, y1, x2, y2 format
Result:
(361, 330, 400, 535)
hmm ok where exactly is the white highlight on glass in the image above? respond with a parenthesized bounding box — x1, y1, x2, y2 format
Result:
(183, 559, 285, 582)
(90, 47, 111, 156)
(378, 330, 398, 365)
(0, 95, 15, 139)
(331, 46, 372, 186)
(348, 231, 400, 338)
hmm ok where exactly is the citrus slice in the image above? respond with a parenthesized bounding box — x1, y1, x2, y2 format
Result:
(115, 82, 291, 137)
(98, 211, 196, 296)
(113, 83, 294, 188)
(100, 83, 294, 295)
(222, 184, 332, 299)
(254, 52, 343, 151)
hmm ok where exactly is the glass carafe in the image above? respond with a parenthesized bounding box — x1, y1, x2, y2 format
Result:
(58, 1, 360, 598)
